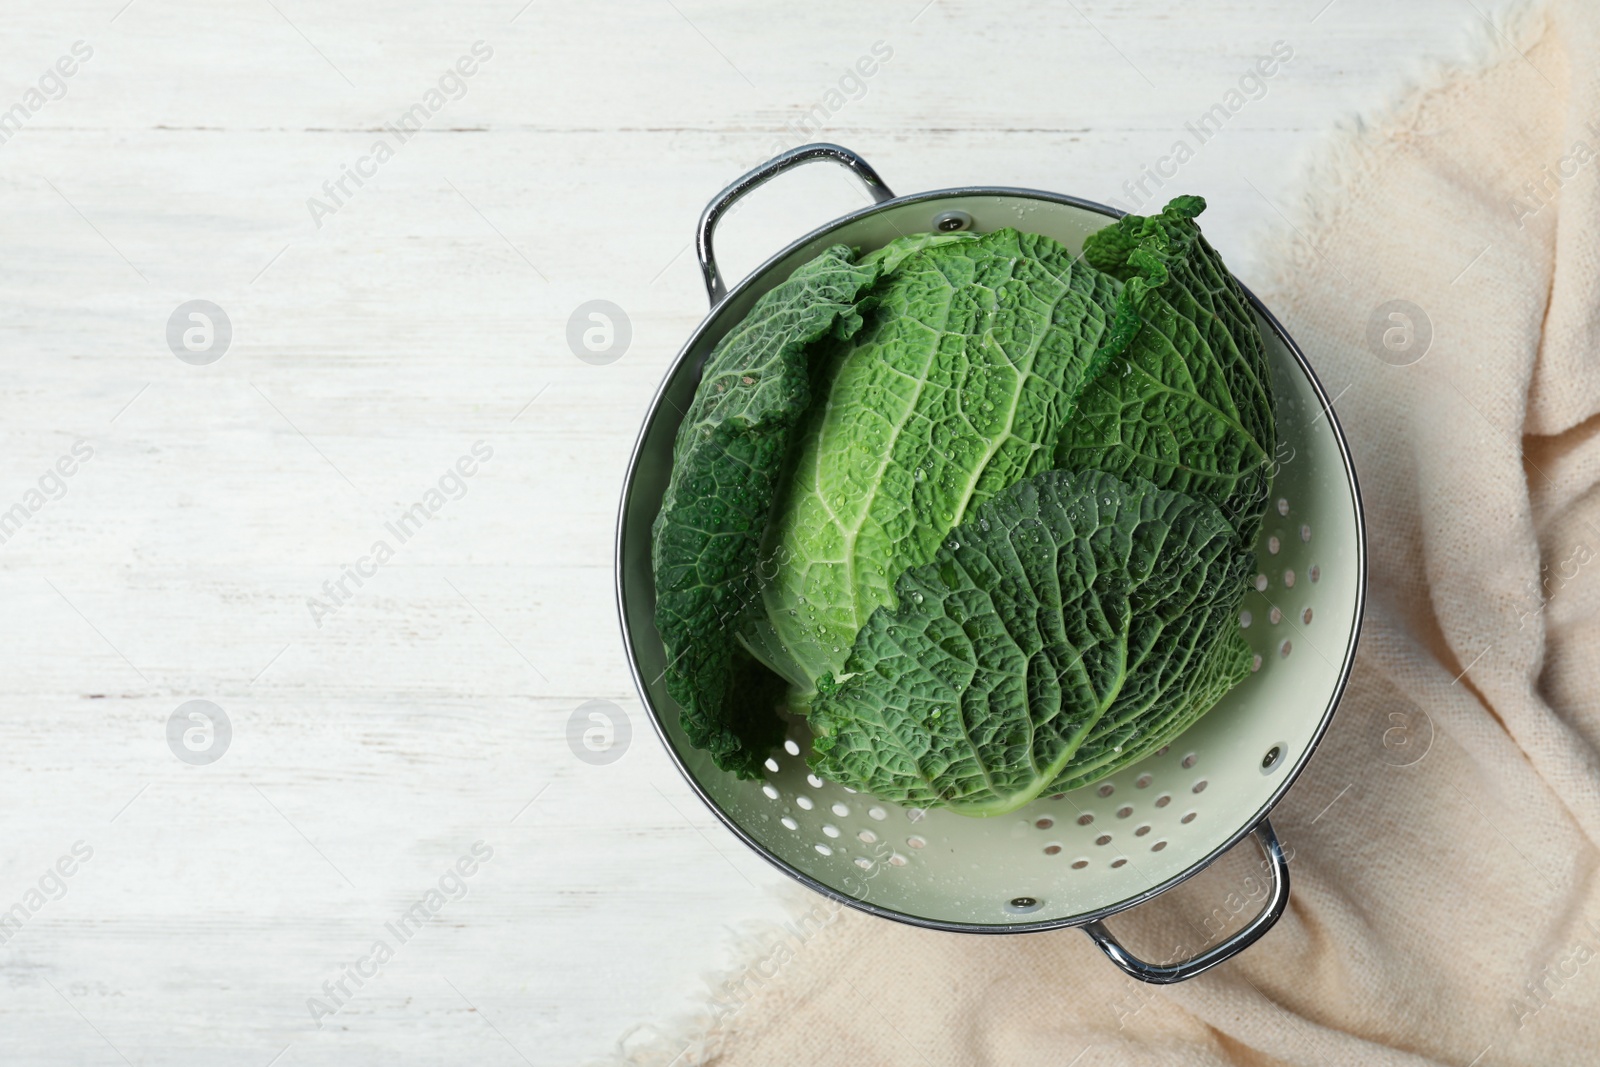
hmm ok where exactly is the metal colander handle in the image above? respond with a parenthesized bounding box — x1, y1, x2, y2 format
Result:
(1082, 818, 1290, 984)
(695, 143, 896, 306)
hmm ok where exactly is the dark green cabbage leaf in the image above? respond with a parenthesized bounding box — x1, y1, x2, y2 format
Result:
(808, 467, 1253, 815)
(1061, 195, 1275, 536)
(650, 244, 883, 779)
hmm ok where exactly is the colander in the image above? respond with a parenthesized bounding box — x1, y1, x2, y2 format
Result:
(616, 144, 1365, 984)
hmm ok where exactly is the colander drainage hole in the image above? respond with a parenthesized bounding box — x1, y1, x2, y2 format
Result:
(1154, 794, 1171, 808)
(1280, 640, 1293, 658)
(822, 825, 840, 838)
(1135, 773, 1152, 788)
(1071, 859, 1089, 870)
(1077, 813, 1094, 826)
(781, 817, 798, 830)
(854, 857, 873, 869)
(858, 829, 877, 844)
(796, 795, 814, 810)
(784, 739, 801, 756)
(1240, 609, 1253, 629)
(1035, 817, 1054, 830)
(1301, 523, 1312, 543)
(1268, 535, 1281, 555)
(1135, 824, 1151, 837)
(1181, 812, 1197, 824)
(1155, 745, 1170, 757)
(887, 853, 908, 867)
(1097, 783, 1115, 798)
(761, 784, 779, 800)
(764, 758, 780, 773)
(1310, 564, 1321, 583)
(1116, 806, 1133, 819)
(815, 844, 832, 856)
(907, 835, 926, 849)
(868, 806, 887, 821)
(1254, 573, 1269, 592)
(1269, 607, 1283, 625)
(1284, 569, 1296, 588)
(1043, 844, 1062, 855)
(806, 774, 824, 788)
(831, 802, 850, 817)
(1110, 858, 1128, 869)
(1251, 654, 1263, 673)
(1181, 753, 1197, 769)
(1095, 834, 1112, 846)
(1192, 779, 1209, 794)
(1303, 607, 1314, 625)
(1152, 840, 1168, 852)
(1277, 497, 1290, 516)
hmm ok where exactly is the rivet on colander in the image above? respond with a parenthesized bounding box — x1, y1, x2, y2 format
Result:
(1261, 744, 1285, 774)
(934, 209, 974, 232)
(1006, 896, 1043, 914)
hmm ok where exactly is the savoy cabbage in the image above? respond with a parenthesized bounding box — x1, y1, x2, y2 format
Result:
(651, 197, 1273, 813)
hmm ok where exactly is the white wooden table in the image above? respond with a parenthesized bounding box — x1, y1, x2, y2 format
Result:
(0, 2, 1512, 1063)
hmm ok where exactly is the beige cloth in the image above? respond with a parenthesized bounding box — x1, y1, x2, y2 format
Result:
(620, 2, 1600, 1062)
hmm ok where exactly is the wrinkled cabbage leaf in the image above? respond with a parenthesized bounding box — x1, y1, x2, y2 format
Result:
(1060, 195, 1275, 535)
(808, 468, 1254, 815)
(749, 230, 1122, 693)
(650, 244, 883, 778)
